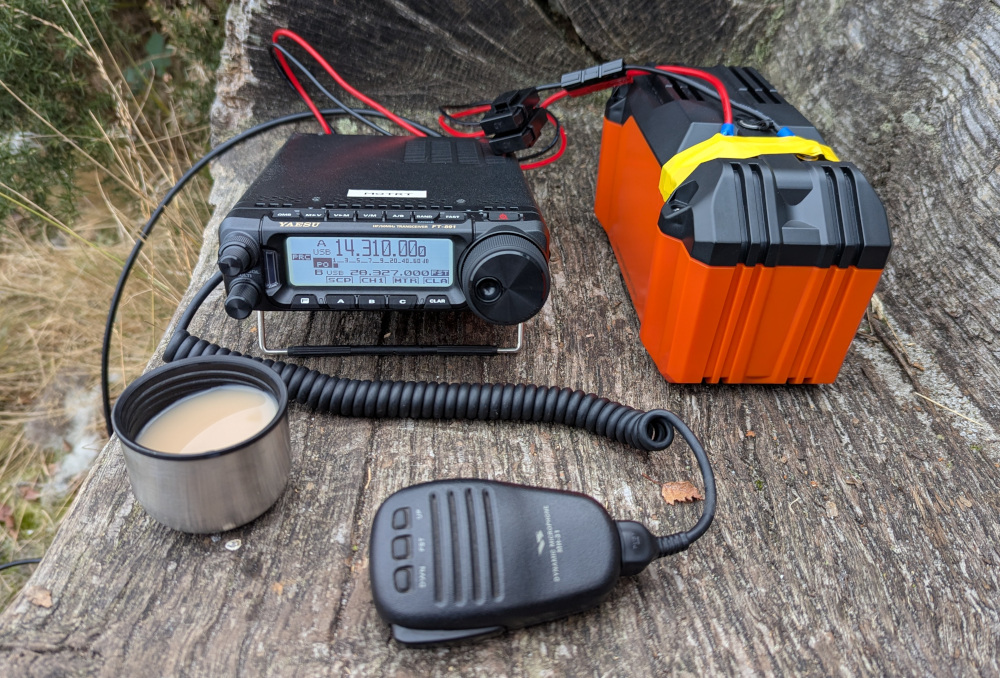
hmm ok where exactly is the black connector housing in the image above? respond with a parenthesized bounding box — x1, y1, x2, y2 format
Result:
(479, 88, 540, 135)
(479, 88, 547, 154)
(560, 59, 627, 92)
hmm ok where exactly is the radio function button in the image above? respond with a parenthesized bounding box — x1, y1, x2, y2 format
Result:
(413, 211, 439, 221)
(293, 294, 320, 309)
(271, 209, 300, 219)
(394, 567, 412, 593)
(358, 210, 385, 221)
(388, 295, 418, 309)
(327, 209, 356, 221)
(425, 295, 451, 309)
(437, 211, 468, 222)
(326, 294, 357, 309)
(300, 209, 326, 219)
(359, 295, 387, 309)
(386, 210, 413, 222)
(392, 507, 410, 529)
(392, 536, 411, 560)
(487, 211, 522, 222)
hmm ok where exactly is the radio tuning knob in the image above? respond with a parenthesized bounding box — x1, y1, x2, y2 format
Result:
(218, 233, 261, 277)
(224, 273, 263, 320)
(460, 233, 550, 325)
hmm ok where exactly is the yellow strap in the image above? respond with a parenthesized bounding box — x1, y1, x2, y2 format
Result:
(658, 134, 840, 201)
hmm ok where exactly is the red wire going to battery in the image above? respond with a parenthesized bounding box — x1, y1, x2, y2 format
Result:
(520, 112, 567, 170)
(647, 66, 733, 125)
(271, 28, 427, 137)
(439, 66, 730, 169)
(439, 90, 570, 168)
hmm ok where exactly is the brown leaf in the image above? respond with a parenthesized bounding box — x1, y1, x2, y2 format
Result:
(25, 586, 52, 608)
(660, 482, 703, 505)
(745, 430, 756, 438)
(19, 486, 41, 502)
(0, 503, 13, 531)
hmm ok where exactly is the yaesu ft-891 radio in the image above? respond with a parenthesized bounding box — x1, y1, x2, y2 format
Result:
(216, 133, 551, 355)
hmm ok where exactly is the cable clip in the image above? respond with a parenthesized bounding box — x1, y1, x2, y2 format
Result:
(479, 88, 547, 154)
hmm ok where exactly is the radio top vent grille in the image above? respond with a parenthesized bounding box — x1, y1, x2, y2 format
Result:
(404, 139, 507, 165)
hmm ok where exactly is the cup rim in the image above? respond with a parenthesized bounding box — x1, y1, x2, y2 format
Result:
(111, 356, 288, 461)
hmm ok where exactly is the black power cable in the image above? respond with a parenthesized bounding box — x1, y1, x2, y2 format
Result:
(269, 44, 431, 138)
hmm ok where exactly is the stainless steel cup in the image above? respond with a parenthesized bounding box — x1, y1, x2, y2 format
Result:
(111, 356, 291, 533)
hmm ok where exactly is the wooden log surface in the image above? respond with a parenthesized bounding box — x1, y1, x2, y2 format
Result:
(2, 1, 999, 675)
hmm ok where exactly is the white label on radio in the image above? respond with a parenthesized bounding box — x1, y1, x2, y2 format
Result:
(347, 189, 427, 198)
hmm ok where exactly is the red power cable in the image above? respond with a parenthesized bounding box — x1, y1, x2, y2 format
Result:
(439, 90, 570, 168)
(271, 28, 427, 137)
(516, 90, 570, 169)
(271, 47, 332, 134)
(439, 64, 732, 170)
(648, 66, 733, 124)
(437, 105, 490, 137)
(520, 112, 567, 170)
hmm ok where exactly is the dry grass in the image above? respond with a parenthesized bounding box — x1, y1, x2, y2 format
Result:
(0, 2, 211, 605)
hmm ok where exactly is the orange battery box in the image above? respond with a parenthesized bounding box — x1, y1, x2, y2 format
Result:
(594, 68, 891, 383)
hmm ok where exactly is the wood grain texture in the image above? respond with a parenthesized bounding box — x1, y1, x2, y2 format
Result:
(548, 0, 779, 65)
(2, 1, 999, 675)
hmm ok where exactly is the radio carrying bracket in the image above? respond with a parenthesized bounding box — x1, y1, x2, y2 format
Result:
(255, 311, 523, 357)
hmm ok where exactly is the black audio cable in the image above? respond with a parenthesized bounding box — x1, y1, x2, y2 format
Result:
(0, 558, 42, 573)
(100, 108, 439, 435)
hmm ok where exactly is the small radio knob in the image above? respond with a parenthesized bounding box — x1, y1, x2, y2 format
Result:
(218, 233, 261, 277)
(224, 274, 263, 320)
(460, 233, 549, 325)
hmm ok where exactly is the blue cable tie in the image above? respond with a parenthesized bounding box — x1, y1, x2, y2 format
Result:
(777, 127, 794, 137)
(720, 123, 736, 137)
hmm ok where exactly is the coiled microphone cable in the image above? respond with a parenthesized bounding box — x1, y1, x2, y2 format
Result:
(163, 272, 716, 542)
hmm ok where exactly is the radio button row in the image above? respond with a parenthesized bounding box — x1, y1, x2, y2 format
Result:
(388, 295, 418, 309)
(358, 210, 384, 221)
(326, 294, 357, 309)
(271, 209, 300, 219)
(413, 211, 439, 221)
(425, 295, 451, 309)
(359, 295, 387, 309)
(437, 211, 468, 222)
(293, 294, 320, 308)
(327, 209, 356, 221)
(386, 210, 413, 222)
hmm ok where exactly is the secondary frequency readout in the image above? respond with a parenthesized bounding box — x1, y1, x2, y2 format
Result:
(285, 236, 453, 287)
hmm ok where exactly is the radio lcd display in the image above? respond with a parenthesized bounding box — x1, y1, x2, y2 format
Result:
(285, 236, 453, 287)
